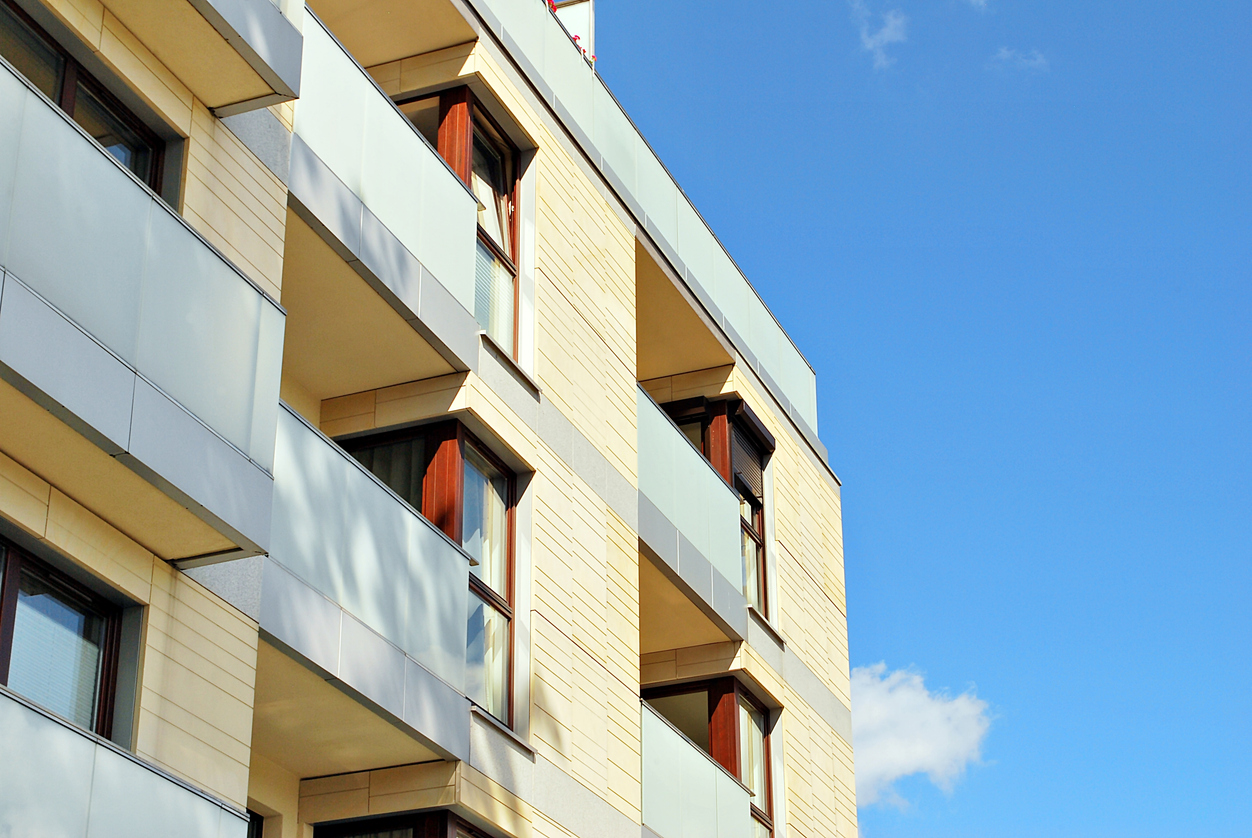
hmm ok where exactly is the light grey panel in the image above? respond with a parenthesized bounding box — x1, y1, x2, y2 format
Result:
(602, 464, 638, 532)
(0, 275, 135, 453)
(469, 712, 535, 800)
(638, 494, 678, 574)
(221, 107, 292, 183)
(87, 745, 222, 838)
(127, 378, 274, 552)
(417, 262, 480, 371)
(0, 67, 25, 269)
(404, 656, 471, 762)
(537, 396, 574, 463)
(249, 300, 285, 474)
(337, 614, 405, 719)
(711, 571, 748, 640)
(745, 613, 784, 676)
(8, 91, 149, 363)
(0, 690, 95, 837)
(474, 340, 540, 429)
(137, 205, 261, 456)
(190, 0, 302, 98)
(406, 517, 470, 689)
(678, 533, 713, 608)
(357, 205, 422, 317)
(259, 558, 342, 676)
(569, 429, 607, 499)
(339, 466, 414, 649)
(289, 134, 361, 259)
(533, 754, 640, 838)
(782, 647, 853, 746)
(218, 810, 249, 838)
(185, 556, 264, 622)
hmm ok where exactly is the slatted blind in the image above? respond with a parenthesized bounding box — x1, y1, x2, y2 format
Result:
(732, 424, 764, 501)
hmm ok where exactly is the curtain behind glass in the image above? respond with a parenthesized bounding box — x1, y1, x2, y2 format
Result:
(351, 437, 426, 512)
(474, 241, 515, 351)
(8, 570, 104, 730)
(466, 593, 508, 719)
(463, 444, 508, 595)
(739, 698, 767, 801)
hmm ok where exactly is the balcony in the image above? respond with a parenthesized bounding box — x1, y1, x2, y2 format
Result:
(91, 0, 302, 114)
(637, 386, 747, 640)
(259, 404, 472, 761)
(286, 13, 480, 379)
(0, 686, 249, 837)
(642, 701, 751, 838)
(0, 58, 283, 559)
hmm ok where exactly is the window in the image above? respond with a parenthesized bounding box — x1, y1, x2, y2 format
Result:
(399, 88, 520, 356)
(0, 0, 163, 189)
(644, 678, 774, 836)
(0, 537, 121, 735)
(341, 421, 515, 724)
(246, 810, 266, 838)
(664, 397, 776, 616)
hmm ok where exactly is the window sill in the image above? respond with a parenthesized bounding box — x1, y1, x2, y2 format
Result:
(480, 333, 542, 398)
(747, 606, 786, 649)
(470, 704, 536, 756)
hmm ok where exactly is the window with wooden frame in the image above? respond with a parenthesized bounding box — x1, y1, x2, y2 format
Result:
(0, 0, 163, 190)
(340, 421, 515, 725)
(315, 809, 500, 838)
(663, 397, 776, 617)
(398, 87, 520, 357)
(0, 537, 122, 736)
(643, 678, 775, 836)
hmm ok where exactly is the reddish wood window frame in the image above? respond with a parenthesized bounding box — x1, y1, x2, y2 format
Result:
(642, 677, 774, 835)
(313, 808, 497, 838)
(0, 536, 122, 737)
(0, 0, 164, 192)
(338, 420, 517, 726)
(663, 397, 776, 617)
(399, 85, 522, 358)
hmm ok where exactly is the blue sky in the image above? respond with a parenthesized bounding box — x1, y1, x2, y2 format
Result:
(596, 0, 1251, 835)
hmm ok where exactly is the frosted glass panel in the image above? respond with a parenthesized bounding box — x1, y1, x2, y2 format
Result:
(475, 240, 515, 351)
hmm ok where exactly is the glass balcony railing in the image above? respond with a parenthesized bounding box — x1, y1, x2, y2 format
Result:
(0, 687, 249, 837)
(267, 405, 471, 691)
(293, 14, 478, 318)
(637, 386, 741, 589)
(642, 701, 751, 838)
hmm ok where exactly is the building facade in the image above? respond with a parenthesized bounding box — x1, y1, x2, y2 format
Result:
(0, 0, 854, 836)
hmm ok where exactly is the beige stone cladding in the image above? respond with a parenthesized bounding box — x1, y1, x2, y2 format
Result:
(0, 448, 258, 809)
(21, 0, 289, 300)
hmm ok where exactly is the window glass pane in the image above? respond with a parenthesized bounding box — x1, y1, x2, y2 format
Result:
(739, 699, 767, 800)
(474, 239, 515, 351)
(647, 691, 710, 753)
(399, 95, 439, 148)
(463, 444, 508, 595)
(0, 2, 63, 99)
(465, 592, 508, 719)
(471, 131, 511, 254)
(8, 569, 105, 730)
(351, 437, 426, 511)
(751, 816, 772, 838)
(73, 82, 152, 183)
(742, 524, 764, 612)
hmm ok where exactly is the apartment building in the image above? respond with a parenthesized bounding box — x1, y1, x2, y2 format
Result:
(0, 0, 854, 836)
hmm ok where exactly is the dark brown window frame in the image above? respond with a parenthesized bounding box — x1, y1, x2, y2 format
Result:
(313, 808, 497, 838)
(643, 676, 774, 835)
(398, 85, 521, 358)
(664, 396, 777, 617)
(0, 536, 122, 737)
(0, 0, 164, 191)
(339, 420, 517, 727)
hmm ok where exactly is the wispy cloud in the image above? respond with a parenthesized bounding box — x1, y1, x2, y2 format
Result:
(852, 663, 991, 808)
(993, 47, 1050, 71)
(849, 0, 909, 70)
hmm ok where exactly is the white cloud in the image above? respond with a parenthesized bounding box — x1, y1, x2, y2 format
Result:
(852, 663, 991, 807)
(993, 47, 1050, 71)
(849, 0, 909, 70)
